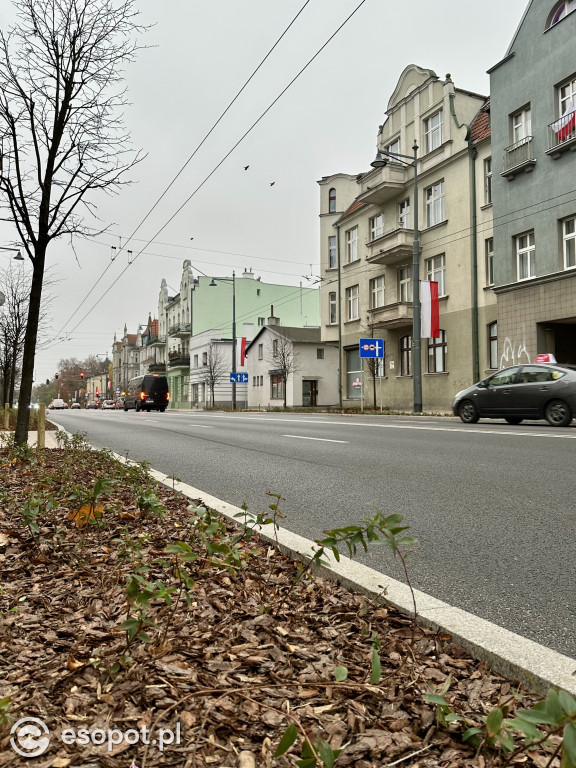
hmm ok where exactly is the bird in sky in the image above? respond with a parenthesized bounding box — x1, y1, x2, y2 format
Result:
(190, 237, 194, 240)
(244, 165, 249, 170)
(270, 182, 275, 186)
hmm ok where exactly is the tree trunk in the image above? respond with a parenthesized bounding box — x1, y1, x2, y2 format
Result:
(15, 251, 45, 446)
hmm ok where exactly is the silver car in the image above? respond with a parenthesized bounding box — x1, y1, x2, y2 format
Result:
(452, 363, 576, 427)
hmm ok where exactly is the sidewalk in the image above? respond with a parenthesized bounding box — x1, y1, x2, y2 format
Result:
(0, 430, 60, 448)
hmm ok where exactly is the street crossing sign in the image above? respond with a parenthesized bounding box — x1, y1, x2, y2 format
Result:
(359, 338, 384, 358)
(230, 372, 249, 383)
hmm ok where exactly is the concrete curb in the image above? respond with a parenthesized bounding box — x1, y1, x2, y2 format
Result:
(43, 423, 576, 696)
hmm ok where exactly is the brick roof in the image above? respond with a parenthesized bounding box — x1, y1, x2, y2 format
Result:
(336, 199, 367, 223)
(469, 99, 491, 144)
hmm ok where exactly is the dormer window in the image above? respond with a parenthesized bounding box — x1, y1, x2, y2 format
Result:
(328, 187, 336, 213)
(546, 0, 576, 28)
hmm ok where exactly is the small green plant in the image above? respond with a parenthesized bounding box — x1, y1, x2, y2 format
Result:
(121, 573, 174, 651)
(137, 488, 167, 518)
(423, 674, 464, 727)
(275, 723, 342, 768)
(0, 696, 14, 727)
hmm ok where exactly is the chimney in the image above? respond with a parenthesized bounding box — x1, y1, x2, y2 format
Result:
(242, 268, 255, 279)
(268, 304, 280, 326)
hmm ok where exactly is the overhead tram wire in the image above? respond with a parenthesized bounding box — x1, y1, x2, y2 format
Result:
(59, 0, 370, 339)
(53, 0, 313, 340)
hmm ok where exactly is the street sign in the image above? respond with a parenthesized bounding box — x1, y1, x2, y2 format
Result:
(359, 338, 384, 358)
(230, 372, 249, 383)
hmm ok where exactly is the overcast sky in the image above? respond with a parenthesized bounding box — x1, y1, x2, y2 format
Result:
(0, 0, 529, 383)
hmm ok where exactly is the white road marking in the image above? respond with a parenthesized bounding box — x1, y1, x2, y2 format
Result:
(282, 434, 348, 443)
(188, 424, 214, 429)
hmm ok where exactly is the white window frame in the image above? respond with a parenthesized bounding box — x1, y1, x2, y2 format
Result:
(399, 267, 411, 302)
(398, 199, 410, 228)
(328, 291, 337, 324)
(328, 187, 336, 213)
(560, 77, 576, 117)
(369, 214, 384, 240)
(370, 276, 385, 308)
(387, 138, 401, 157)
(425, 181, 445, 227)
(547, 0, 576, 28)
(346, 227, 358, 263)
(512, 107, 531, 144)
(425, 110, 443, 152)
(258, 343, 264, 360)
(486, 238, 494, 286)
(516, 232, 535, 281)
(484, 157, 492, 205)
(563, 217, 576, 269)
(346, 284, 359, 320)
(328, 235, 337, 268)
(425, 254, 446, 297)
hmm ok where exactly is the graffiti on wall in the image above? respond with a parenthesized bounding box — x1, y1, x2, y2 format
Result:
(499, 332, 531, 369)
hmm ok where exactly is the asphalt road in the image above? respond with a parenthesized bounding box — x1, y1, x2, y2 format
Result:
(52, 409, 576, 659)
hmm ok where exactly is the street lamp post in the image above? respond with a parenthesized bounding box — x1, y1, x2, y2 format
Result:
(370, 140, 422, 413)
(0, 246, 25, 261)
(209, 272, 236, 410)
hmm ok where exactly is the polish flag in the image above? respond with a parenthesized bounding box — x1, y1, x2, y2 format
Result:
(421, 281, 439, 338)
(237, 337, 247, 367)
(554, 99, 576, 142)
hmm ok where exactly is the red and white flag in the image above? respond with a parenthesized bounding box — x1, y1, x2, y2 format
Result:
(553, 99, 576, 142)
(237, 337, 247, 367)
(420, 281, 439, 338)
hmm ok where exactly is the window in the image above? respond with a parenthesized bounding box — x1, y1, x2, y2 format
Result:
(252, 376, 256, 387)
(398, 199, 410, 228)
(516, 232, 535, 280)
(489, 366, 520, 387)
(272, 339, 279, 356)
(399, 267, 411, 302)
(193, 354, 198, 368)
(317, 348, 324, 360)
(387, 138, 401, 157)
(512, 107, 531, 143)
(425, 111, 443, 152)
(202, 351, 207, 365)
(329, 291, 337, 324)
(369, 214, 384, 240)
(346, 285, 359, 320)
(484, 157, 492, 204)
(257, 288, 261, 296)
(426, 254, 446, 296)
(346, 347, 362, 399)
(486, 238, 494, 286)
(328, 187, 336, 213)
(271, 374, 284, 400)
(559, 77, 576, 115)
(258, 317, 265, 326)
(346, 227, 358, 263)
(488, 321, 498, 369)
(563, 217, 576, 268)
(546, 0, 576, 28)
(373, 356, 385, 378)
(258, 343, 264, 360)
(427, 330, 447, 373)
(426, 181, 445, 227)
(400, 335, 412, 376)
(328, 235, 337, 268)
(370, 276, 385, 308)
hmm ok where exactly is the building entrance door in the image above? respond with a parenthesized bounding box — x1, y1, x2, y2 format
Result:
(302, 380, 318, 407)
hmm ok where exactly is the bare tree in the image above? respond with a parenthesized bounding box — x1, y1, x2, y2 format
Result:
(0, 0, 145, 444)
(0, 262, 29, 405)
(201, 344, 228, 407)
(267, 334, 299, 408)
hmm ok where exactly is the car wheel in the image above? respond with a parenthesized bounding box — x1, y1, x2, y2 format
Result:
(160, 406, 166, 413)
(458, 400, 479, 424)
(545, 399, 572, 427)
(504, 417, 523, 425)
(135, 401, 140, 412)
(146, 407, 151, 412)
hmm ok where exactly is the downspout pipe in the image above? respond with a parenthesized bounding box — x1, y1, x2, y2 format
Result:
(336, 223, 343, 409)
(469, 140, 480, 383)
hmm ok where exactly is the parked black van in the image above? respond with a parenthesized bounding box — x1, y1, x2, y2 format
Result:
(124, 374, 170, 412)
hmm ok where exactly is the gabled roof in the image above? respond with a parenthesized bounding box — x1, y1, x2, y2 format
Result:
(469, 98, 491, 144)
(335, 199, 367, 224)
(245, 325, 323, 352)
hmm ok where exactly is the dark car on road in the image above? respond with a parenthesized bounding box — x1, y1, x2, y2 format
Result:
(123, 374, 169, 412)
(453, 363, 576, 427)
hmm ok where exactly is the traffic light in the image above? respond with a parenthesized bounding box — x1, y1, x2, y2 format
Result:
(46, 379, 49, 385)
(80, 372, 85, 380)
(55, 373, 59, 379)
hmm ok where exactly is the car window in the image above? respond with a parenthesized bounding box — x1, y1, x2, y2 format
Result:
(488, 367, 520, 387)
(518, 365, 564, 383)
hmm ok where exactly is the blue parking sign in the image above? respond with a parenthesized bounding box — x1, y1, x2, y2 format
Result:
(359, 338, 384, 358)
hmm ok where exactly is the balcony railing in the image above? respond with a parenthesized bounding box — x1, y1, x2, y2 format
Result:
(368, 301, 413, 328)
(148, 362, 166, 373)
(146, 334, 165, 346)
(168, 355, 190, 368)
(366, 226, 414, 265)
(357, 163, 408, 205)
(547, 109, 576, 157)
(501, 137, 536, 178)
(167, 323, 191, 338)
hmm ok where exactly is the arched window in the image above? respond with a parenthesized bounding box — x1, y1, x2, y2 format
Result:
(427, 330, 447, 373)
(546, 0, 576, 29)
(328, 188, 336, 213)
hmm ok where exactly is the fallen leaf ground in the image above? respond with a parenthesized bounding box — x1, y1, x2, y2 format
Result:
(0, 436, 562, 768)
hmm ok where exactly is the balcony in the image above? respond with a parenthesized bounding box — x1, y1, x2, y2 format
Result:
(368, 301, 413, 329)
(167, 323, 191, 338)
(366, 227, 414, 265)
(148, 362, 166, 373)
(146, 334, 166, 347)
(357, 163, 408, 206)
(546, 110, 576, 158)
(501, 137, 536, 179)
(168, 354, 190, 369)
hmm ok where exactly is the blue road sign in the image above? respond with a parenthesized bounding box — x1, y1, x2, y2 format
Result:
(359, 338, 384, 358)
(230, 372, 249, 383)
